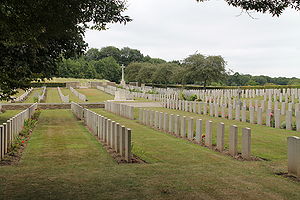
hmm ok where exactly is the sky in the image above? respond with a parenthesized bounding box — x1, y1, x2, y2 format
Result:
(84, 0, 300, 78)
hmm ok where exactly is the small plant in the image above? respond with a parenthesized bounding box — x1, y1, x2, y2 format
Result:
(145, 90, 159, 94)
(280, 121, 286, 129)
(178, 91, 186, 100)
(186, 94, 198, 101)
(201, 134, 205, 143)
(292, 121, 297, 131)
(129, 88, 143, 93)
(33, 97, 39, 103)
(270, 112, 275, 127)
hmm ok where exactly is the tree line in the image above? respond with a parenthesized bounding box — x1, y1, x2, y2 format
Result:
(58, 46, 300, 87)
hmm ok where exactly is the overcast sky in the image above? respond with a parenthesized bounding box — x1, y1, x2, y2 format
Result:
(84, 0, 300, 78)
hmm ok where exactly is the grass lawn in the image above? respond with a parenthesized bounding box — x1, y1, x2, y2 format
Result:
(23, 88, 43, 103)
(0, 110, 21, 124)
(45, 88, 62, 103)
(77, 88, 113, 103)
(61, 88, 84, 103)
(1, 109, 300, 199)
(142, 107, 299, 163)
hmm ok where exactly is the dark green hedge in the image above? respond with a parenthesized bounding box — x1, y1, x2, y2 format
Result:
(31, 82, 66, 87)
(146, 84, 300, 90)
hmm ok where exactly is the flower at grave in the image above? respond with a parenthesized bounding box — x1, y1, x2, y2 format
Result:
(21, 140, 25, 144)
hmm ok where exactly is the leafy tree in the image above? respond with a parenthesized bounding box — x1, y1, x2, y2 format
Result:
(120, 47, 144, 66)
(125, 62, 144, 82)
(172, 67, 189, 85)
(0, 0, 130, 100)
(227, 72, 251, 86)
(85, 48, 101, 61)
(245, 79, 259, 86)
(93, 57, 121, 82)
(58, 58, 97, 79)
(98, 46, 122, 63)
(152, 63, 178, 85)
(136, 64, 157, 84)
(196, 0, 300, 16)
(184, 54, 227, 89)
(252, 76, 268, 85)
(143, 57, 167, 64)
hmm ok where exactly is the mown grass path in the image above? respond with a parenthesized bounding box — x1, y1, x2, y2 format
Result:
(1, 109, 300, 199)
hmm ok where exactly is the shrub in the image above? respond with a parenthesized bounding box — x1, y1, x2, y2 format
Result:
(145, 90, 159, 94)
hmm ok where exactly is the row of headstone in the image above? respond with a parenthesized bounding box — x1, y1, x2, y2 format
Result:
(138, 108, 252, 160)
(38, 87, 47, 102)
(0, 103, 38, 160)
(70, 87, 87, 101)
(287, 136, 300, 178)
(163, 99, 300, 132)
(57, 87, 69, 103)
(124, 85, 300, 99)
(13, 88, 33, 103)
(104, 101, 134, 120)
(70, 102, 132, 162)
(97, 86, 116, 96)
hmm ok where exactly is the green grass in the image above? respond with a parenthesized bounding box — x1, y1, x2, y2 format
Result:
(0, 110, 21, 124)
(23, 88, 43, 103)
(1, 109, 300, 199)
(140, 107, 298, 162)
(45, 88, 62, 103)
(61, 88, 84, 103)
(77, 88, 113, 103)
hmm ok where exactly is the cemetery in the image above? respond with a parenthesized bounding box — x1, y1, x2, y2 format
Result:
(0, 77, 300, 199)
(1, 0, 300, 199)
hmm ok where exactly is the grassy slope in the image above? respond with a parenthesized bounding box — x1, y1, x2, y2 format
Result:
(0, 110, 21, 124)
(77, 88, 113, 103)
(1, 109, 300, 199)
(45, 88, 62, 103)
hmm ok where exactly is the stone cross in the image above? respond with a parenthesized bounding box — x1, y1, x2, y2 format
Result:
(120, 65, 126, 86)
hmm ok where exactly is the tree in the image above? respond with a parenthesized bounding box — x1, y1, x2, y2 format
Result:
(184, 54, 227, 89)
(85, 48, 101, 61)
(98, 46, 122, 63)
(125, 62, 144, 82)
(152, 63, 178, 85)
(93, 57, 121, 82)
(0, 0, 131, 100)
(120, 47, 144, 66)
(57, 58, 97, 79)
(196, 0, 300, 16)
(136, 64, 157, 84)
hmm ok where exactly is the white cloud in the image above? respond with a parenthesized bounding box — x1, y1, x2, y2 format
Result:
(84, 0, 300, 78)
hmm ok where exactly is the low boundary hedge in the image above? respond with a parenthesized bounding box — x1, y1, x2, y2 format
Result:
(145, 84, 300, 90)
(31, 82, 66, 87)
